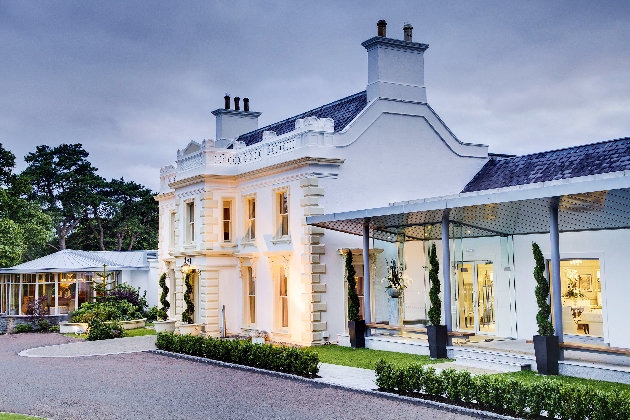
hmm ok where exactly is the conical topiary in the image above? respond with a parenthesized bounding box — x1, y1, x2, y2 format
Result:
(427, 243, 442, 326)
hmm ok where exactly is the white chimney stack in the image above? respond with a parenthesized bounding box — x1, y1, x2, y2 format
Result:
(362, 21, 429, 103)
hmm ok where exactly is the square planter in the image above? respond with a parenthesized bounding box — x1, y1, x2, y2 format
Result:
(534, 335, 559, 375)
(252, 337, 266, 345)
(348, 320, 365, 348)
(427, 325, 448, 359)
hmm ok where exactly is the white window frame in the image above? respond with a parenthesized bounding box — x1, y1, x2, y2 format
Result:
(243, 195, 256, 243)
(243, 265, 256, 327)
(273, 187, 290, 241)
(276, 264, 289, 331)
(185, 200, 195, 244)
(222, 199, 233, 243)
(169, 211, 176, 248)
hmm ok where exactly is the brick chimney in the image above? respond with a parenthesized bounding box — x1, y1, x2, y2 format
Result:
(362, 21, 429, 103)
(212, 96, 261, 144)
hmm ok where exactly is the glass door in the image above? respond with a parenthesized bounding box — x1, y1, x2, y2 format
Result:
(456, 262, 495, 335)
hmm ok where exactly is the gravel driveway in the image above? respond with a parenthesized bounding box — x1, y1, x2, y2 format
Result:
(0, 333, 482, 420)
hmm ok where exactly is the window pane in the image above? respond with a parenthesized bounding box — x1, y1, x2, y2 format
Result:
(22, 283, 36, 315)
(223, 221, 230, 241)
(10, 283, 19, 315)
(281, 215, 288, 236)
(38, 283, 55, 314)
(223, 205, 231, 221)
(250, 200, 255, 219)
(250, 219, 255, 240)
(249, 296, 256, 324)
(281, 297, 288, 328)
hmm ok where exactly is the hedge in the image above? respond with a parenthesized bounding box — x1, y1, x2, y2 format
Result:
(156, 332, 320, 378)
(375, 360, 630, 419)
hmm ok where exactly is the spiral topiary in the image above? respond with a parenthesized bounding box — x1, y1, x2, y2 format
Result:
(182, 272, 195, 324)
(345, 250, 361, 322)
(427, 243, 442, 326)
(533, 242, 554, 336)
(157, 273, 170, 321)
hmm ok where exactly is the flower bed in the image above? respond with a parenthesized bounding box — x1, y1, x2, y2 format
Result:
(375, 360, 630, 419)
(156, 332, 319, 378)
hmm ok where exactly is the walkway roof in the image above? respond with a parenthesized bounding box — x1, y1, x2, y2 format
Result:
(0, 250, 156, 273)
(307, 171, 630, 242)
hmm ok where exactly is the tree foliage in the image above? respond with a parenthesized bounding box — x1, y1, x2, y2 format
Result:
(182, 272, 195, 324)
(158, 273, 170, 321)
(427, 243, 442, 326)
(0, 143, 53, 267)
(345, 250, 361, 322)
(533, 242, 554, 336)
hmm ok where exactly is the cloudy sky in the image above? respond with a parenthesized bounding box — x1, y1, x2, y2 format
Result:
(1, 1, 629, 191)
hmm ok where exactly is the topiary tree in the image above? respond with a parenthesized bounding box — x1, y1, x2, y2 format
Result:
(157, 273, 170, 321)
(427, 243, 442, 326)
(345, 250, 361, 322)
(182, 272, 194, 324)
(533, 242, 554, 336)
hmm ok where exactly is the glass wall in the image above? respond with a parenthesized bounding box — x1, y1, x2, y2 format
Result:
(0, 271, 118, 316)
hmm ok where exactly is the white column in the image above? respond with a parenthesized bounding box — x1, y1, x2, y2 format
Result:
(442, 210, 452, 332)
(550, 199, 563, 344)
(363, 218, 371, 325)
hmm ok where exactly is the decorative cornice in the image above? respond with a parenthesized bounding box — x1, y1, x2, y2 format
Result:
(168, 157, 345, 190)
(155, 192, 175, 201)
(361, 36, 429, 53)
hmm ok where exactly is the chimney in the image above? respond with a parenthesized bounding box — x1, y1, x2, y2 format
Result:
(212, 96, 262, 144)
(377, 20, 387, 37)
(362, 20, 429, 103)
(403, 23, 413, 42)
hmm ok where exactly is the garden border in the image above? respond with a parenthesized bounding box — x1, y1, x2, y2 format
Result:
(149, 349, 519, 420)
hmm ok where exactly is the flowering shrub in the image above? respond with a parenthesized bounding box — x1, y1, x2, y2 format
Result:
(375, 360, 630, 419)
(156, 332, 319, 378)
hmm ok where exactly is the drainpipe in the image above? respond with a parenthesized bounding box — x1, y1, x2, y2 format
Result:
(363, 218, 372, 328)
(442, 209, 453, 338)
(550, 198, 564, 358)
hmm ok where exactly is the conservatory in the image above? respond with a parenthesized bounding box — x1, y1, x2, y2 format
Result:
(0, 249, 158, 317)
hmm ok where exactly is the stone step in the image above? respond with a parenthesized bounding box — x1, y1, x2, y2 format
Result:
(454, 355, 531, 373)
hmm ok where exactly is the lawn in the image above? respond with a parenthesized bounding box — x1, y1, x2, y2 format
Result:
(308, 344, 448, 370)
(501, 370, 630, 393)
(0, 413, 40, 420)
(63, 327, 156, 340)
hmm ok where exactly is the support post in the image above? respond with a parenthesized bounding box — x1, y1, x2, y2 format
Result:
(442, 210, 452, 334)
(363, 218, 372, 327)
(550, 199, 564, 349)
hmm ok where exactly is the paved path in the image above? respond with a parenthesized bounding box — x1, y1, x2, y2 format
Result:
(3, 333, 488, 420)
(18, 334, 157, 357)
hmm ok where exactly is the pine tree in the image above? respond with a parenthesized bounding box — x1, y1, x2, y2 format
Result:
(346, 250, 361, 321)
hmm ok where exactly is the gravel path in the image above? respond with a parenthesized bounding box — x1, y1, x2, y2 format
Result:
(0, 333, 488, 420)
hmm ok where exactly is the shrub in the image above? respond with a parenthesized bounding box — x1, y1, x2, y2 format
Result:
(345, 250, 360, 322)
(182, 272, 194, 324)
(375, 360, 630, 419)
(156, 332, 319, 378)
(13, 323, 34, 334)
(158, 272, 170, 321)
(427, 243, 441, 326)
(71, 300, 143, 323)
(87, 318, 126, 341)
(37, 319, 51, 332)
(145, 305, 158, 322)
(106, 283, 148, 313)
(533, 242, 554, 336)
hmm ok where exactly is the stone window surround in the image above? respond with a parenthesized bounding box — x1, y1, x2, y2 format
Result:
(183, 198, 196, 245)
(221, 197, 235, 245)
(272, 186, 290, 243)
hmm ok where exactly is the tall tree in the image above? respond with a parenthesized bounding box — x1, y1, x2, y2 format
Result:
(23, 144, 101, 250)
(0, 143, 52, 266)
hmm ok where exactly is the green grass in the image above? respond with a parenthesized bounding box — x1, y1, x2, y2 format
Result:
(63, 327, 155, 340)
(0, 413, 41, 419)
(501, 370, 630, 393)
(308, 344, 448, 370)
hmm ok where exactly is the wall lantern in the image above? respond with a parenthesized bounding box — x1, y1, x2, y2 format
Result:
(181, 257, 195, 274)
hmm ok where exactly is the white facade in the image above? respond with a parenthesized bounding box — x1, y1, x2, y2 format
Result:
(156, 25, 489, 345)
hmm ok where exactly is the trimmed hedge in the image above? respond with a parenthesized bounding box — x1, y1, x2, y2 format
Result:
(375, 360, 630, 419)
(156, 332, 320, 378)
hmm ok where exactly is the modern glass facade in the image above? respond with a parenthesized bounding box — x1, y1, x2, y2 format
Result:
(0, 271, 118, 316)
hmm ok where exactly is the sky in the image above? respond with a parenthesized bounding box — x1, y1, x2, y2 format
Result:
(1, 1, 629, 191)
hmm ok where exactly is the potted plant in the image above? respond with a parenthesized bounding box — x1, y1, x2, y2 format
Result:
(385, 259, 407, 298)
(154, 273, 176, 333)
(427, 243, 447, 359)
(532, 242, 559, 375)
(178, 271, 201, 336)
(345, 250, 365, 348)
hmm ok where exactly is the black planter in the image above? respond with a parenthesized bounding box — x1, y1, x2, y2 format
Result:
(348, 320, 365, 348)
(533, 335, 559, 375)
(427, 325, 448, 359)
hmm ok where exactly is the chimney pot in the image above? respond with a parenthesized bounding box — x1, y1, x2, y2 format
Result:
(403, 23, 413, 42)
(224, 94, 230, 109)
(377, 20, 387, 37)
(243, 98, 250, 112)
(234, 97, 241, 111)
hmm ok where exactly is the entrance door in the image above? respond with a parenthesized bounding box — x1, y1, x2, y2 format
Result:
(456, 262, 495, 335)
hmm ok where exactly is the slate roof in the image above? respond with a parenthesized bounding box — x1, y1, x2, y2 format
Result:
(235, 91, 368, 146)
(0, 250, 151, 273)
(462, 137, 630, 193)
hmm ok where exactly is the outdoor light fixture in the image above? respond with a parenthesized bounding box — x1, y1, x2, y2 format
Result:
(180, 257, 195, 274)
